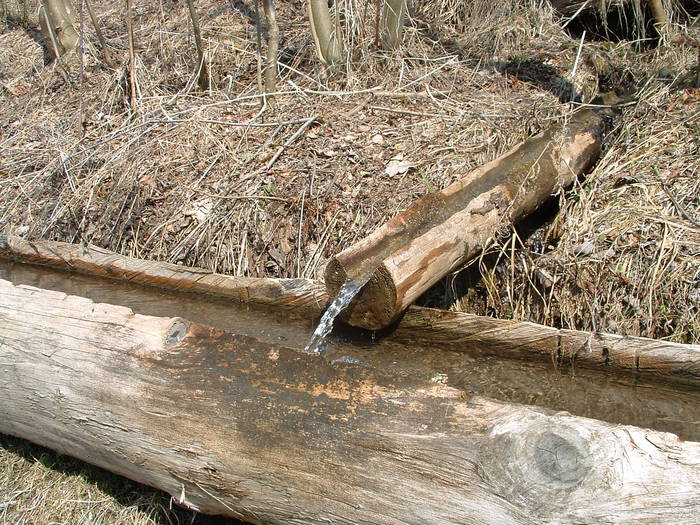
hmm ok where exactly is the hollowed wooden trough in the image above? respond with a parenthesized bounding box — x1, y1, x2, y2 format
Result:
(1, 235, 700, 524)
(325, 102, 619, 330)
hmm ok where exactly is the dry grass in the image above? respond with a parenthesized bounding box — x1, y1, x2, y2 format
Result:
(1, 0, 699, 522)
(0, 434, 241, 524)
(0, 0, 568, 280)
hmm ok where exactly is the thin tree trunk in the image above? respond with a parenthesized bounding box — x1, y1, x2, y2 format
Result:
(374, 0, 381, 47)
(125, 0, 137, 109)
(85, 0, 114, 67)
(78, 0, 85, 136)
(262, 0, 278, 95)
(254, 0, 264, 101)
(381, 0, 406, 49)
(39, 0, 79, 59)
(40, 4, 63, 59)
(308, 0, 344, 66)
(647, 0, 670, 39)
(185, 0, 210, 91)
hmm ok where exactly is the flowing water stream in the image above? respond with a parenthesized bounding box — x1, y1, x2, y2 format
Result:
(304, 278, 365, 354)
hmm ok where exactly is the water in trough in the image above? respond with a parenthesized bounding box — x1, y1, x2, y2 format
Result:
(304, 278, 365, 354)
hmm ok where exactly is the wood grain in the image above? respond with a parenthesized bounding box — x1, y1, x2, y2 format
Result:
(1, 279, 699, 523)
(0, 234, 327, 317)
(2, 235, 699, 385)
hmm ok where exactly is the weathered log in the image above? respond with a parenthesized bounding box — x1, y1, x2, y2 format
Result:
(1, 278, 699, 524)
(4, 258, 700, 442)
(324, 104, 618, 330)
(396, 307, 700, 386)
(2, 234, 699, 386)
(0, 234, 327, 317)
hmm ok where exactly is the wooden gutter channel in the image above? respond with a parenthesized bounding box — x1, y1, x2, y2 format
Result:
(2, 234, 699, 386)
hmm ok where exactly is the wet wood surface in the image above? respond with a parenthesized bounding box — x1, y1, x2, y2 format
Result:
(1, 278, 699, 524)
(1, 234, 699, 386)
(324, 105, 619, 330)
(0, 234, 327, 316)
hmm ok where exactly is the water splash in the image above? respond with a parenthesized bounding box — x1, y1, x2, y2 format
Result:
(305, 278, 365, 355)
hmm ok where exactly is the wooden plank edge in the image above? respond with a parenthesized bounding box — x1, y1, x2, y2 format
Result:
(396, 307, 700, 386)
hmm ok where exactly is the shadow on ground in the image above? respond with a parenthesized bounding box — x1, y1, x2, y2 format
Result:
(0, 433, 245, 525)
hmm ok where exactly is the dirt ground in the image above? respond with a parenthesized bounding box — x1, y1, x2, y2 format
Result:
(1, 0, 699, 523)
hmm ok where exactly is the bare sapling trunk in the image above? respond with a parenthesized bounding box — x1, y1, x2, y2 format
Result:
(39, 0, 79, 59)
(647, 0, 670, 40)
(253, 0, 265, 106)
(185, 0, 210, 91)
(262, 0, 279, 95)
(1, 1, 7, 29)
(381, 0, 406, 49)
(84, 0, 113, 67)
(374, 0, 381, 47)
(125, 0, 137, 109)
(308, 0, 344, 67)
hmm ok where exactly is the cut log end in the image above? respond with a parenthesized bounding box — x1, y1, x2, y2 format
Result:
(324, 258, 398, 330)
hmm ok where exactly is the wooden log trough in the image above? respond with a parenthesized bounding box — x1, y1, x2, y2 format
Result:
(2, 236, 700, 523)
(325, 102, 619, 330)
(2, 235, 700, 386)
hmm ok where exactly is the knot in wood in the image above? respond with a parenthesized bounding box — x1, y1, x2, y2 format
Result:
(534, 431, 591, 486)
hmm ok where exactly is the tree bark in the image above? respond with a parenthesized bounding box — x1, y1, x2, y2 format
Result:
(39, 0, 79, 59)
(261, 0, 279, 95)
(325, 103, 619, 330)
(308, 0, 344, 66)
(84, 0, 113, 67)
(185, 0, 210, 91)
(125, 0, 137, 109)
(1, 278, 699, 524)
(381, 0, 407, 49)
(647, 0, 672, 41)
(2, 234, 699, 386)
